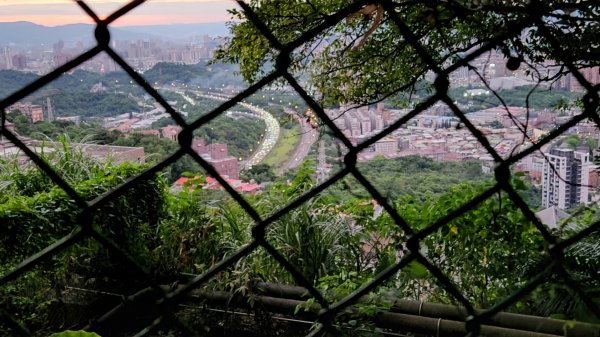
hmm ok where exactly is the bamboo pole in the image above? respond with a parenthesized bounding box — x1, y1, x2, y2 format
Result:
(253, 282, 600, 337)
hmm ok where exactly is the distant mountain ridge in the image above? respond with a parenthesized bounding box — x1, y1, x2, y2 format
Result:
(0, 21, 229, 45)
(115, 22, 229, 39)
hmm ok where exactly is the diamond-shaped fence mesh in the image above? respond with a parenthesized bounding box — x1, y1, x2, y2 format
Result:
(1, 0, 600, 336)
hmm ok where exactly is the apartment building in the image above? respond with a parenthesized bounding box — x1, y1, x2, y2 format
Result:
(192, 138, 240, 179)
(542, 148, 590, 210)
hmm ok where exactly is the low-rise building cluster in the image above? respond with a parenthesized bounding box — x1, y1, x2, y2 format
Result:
(327, 104, 551, 163)
(6, 102, 44, 123)
(327, 101, 600, 212)
(0, 133, 145, 165)
(191, 138, 240, 180)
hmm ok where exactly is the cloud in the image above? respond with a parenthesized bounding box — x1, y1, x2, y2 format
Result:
(0, 1, 236, 26)
(0, 0, 231, 4)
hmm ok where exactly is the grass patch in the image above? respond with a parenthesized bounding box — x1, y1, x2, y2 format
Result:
(263, 124, 302, 170)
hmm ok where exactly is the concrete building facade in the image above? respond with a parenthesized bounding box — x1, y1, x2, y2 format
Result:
(542, 148, 590, 210)
(192, 138, 240, 179)
(30, 105, 44, 123)
(7, 103, 44, 123)
(161, 125, 182, 141)
(11, 54, 26, 70)
(374, 138, 398, 153)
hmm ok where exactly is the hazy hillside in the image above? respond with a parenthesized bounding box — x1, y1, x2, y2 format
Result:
(0, 21, 228, 45)
(0, 21, 227, 45)
(142, 62, 244, 87)
(120, 22, 229, 38)
(0, 22, 149, 45)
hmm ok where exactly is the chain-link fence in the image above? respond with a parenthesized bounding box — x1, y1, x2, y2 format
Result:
(1, 0, 600, 336)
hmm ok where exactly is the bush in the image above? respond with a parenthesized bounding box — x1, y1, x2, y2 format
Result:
(0, 140, 166, 335)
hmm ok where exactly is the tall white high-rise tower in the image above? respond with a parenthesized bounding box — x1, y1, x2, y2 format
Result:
(542, 148, 590, 210)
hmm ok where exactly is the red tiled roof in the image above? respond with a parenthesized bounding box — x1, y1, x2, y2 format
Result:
(175, 175, 261, 193)
(174, 177, 190, 186)
(239, 184, 261, 192)
(174, 176, 204, 186)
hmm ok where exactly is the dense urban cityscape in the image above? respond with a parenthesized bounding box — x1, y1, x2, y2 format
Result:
(2, 38, 599, 218)
(1, 1, 600, 336)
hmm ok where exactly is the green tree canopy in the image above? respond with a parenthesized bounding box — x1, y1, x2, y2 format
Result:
(216, 1, 600, 106)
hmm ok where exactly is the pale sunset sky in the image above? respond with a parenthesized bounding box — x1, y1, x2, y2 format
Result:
(0, 0, 236, 26)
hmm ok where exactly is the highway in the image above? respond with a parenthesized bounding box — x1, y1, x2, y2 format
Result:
(281, 107, 318, 172)
(194, 92, 280, 170)
(164, 88, 317, 172)
(179, 92, 196, 106)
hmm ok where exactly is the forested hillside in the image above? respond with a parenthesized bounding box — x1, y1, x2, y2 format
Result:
(324, 156, 487, 202)
(1, 147, 596, 335)
(0, 61, 243, 117)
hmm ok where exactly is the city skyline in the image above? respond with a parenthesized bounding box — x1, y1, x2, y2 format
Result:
(0, 0, 234, 26)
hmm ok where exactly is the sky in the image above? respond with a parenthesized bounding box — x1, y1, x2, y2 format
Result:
(0, 0, 237, 26)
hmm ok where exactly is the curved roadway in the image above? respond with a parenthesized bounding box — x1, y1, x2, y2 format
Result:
(167, 88, 315, 172)
(281, 107, 318, 173)
(194, 92, 280, 170)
